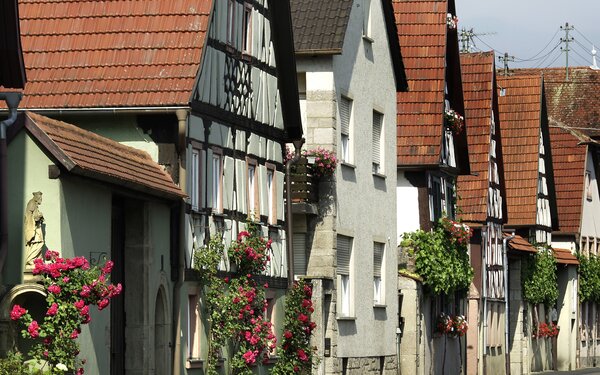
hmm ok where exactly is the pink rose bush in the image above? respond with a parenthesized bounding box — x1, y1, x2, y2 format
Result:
(228, 229, 272, 276)
(11, 250, 121, 374)
(272, 280, 317, 374)
(303, 147, 337, 178)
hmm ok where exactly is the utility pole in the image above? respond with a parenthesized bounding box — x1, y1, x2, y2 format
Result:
(560, 22, 574, 80)
(459, 27, 497, 53)
(498, 52, 515, 76)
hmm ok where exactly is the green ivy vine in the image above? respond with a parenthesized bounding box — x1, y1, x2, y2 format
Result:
(578, 254, 600, 302)
(522, 248, 558, 306)
(401, 219, 474, 295)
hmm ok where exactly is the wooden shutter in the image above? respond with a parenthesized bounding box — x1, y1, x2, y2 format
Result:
(293, 234, 307, 276)
(337, 235, 352, 275)
(340, 96, 351, 135)
(373, 242, 384, 278)
(372, 111, 382, 167)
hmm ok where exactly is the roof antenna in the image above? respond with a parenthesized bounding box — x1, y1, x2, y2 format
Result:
(591, 45, 600, 70)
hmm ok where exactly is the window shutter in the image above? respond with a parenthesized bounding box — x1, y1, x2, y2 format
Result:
(372, 111, 382, 166)
(373, 242, 384, 278)
(340, 97, 351, 136)
(337, 235, 352, 275)
(293, 234, 307, 276)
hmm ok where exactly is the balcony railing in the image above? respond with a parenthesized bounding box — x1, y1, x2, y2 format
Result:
(287, 157, 318, 212)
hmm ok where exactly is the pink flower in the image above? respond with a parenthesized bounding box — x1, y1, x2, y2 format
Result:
(102, 260, 114, 274)
(62, 276, 70, 283)
(98, 298, 110, 311)
(28, 320, 39, 338)
(80, 285, 92, 297)
(45, 250, 59, 260)
(237, 231, 250, 240)
(10, 305, 27, 321)
(77, 368, 85, 375)
(284, 330, 293, 339)
(70, 330, 79, 339)
(298, 313, 308, 323)
(43, 350, 48, 357)
(297, 349, 308, 362)
(46, 303, 58, 316)
(74, 300, 85, 310)
(80, 305, 90, 316)
(48, 284, 61, 294)
(242, 350, 256, 364)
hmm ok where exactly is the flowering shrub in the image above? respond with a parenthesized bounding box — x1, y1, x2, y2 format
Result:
(272, 279, 317, 375)
(401, 217, 474, 295)
(435, 313, 468, 337)
(446, 13, 459, 29)
(533, 322, 559, 338)
(229, 225, 272, 275)
(439, 217, 473, 245)
(11, 250, 121, 374)
(444, 109, 464, 134)
(303, 147, 337, 178)
(522, 248, 558, 306)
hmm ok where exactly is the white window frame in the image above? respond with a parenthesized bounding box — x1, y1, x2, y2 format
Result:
(190, 147, 202, 211)
(266, 164, 276, 225)
(372, 110, 383, 174)
(373, 242, 385, 305)
(242, 2, 252, 54)
(246, 158, 259, 220)
(339, 95, 352, 163)
(337, 235, 353, 317)
(362, 0, 372, 39)
(187, 294, 201, 363)
(212, 151, 223, 213)
(586, 170, 592, 201)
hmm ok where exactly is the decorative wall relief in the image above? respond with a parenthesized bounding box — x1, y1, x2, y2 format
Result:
(24, 191, 45, 269)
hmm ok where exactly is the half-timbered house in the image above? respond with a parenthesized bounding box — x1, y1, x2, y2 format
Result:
(393, 1, 470, 374)
(3, 0, 302, 373)
(458, 51, 507, 375)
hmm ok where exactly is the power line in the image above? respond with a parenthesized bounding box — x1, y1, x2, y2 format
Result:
(543, 50, 564, 68)
(560, 22, 575, 79)
(573, 27, 596, 48)
(514, 28, 561, 62)
(532, 43, 563, 68)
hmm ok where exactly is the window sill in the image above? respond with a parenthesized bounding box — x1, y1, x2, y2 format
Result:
(373, 304, 387, 309)
(186, 358, 204, 369)
(372, 172, 386, 179)
(268, 223, 283, 230)
(337, 316, 357, 321)
(341, 162, 356, 169)
(212, 212, 227, 219)
(362, 35, 374, 43)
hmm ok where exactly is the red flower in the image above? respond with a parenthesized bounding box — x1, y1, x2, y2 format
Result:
(98, 298, 110, 311)
(70, 330, 79, 339)
(80, 285, 92, 297)
(74, 300, 85, 310)
(242, 350, 256, 364)
(76, 368, 85, 375)
(10, 305, 27, 321)
(47, 284, 61, 294)
(298, 313, 308, 323)
(28, 320, 39, 338)
(284, 330, 293, 339)
(46, 303, 58, 316)
(297, 348, 308, 362)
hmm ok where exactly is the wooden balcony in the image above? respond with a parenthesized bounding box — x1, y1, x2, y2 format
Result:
(287, 157, 319, 215)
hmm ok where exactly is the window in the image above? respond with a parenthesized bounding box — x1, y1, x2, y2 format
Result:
(445, 183, 455, 219)
(372, 110, 383, 174)
(190, 148, 202, 211)
(430, 176, 442, 222)
(586, 171, 592, 201)
(242, 3, 252, 54)
(337, 235, 353, 317)
(339, 96, 352, 163)
(265, 292, 277, 355)
(188, 294, 201, 362)
(266, 164, 276, 224)
(362, 0, 372, 39)
(373, 242, 384, 304)
(212, 152, 223, 213)
(293, 233, 307, 277)
(246, 159, 259, 219)
(227, 0, 235, 46)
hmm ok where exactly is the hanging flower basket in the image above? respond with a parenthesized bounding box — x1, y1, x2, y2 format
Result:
(447, 13, 458, 29)
(444, 109, 464, 134)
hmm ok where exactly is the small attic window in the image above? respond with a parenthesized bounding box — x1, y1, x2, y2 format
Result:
(586, 170, 592, 201)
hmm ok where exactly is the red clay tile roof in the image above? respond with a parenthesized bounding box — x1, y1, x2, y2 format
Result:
(553, 248, 579, 265)
(14, 0, 211, 108)
(457, 52, 496, 224)
(497, 75, 543, 227)
(548, 121, 591, 234)
(505, 233, 537, 253)
(513, 67, 600, 138)
(393, 0, 468, 172)
(24, 111, 185, 199)
(290, 0, 352, 55)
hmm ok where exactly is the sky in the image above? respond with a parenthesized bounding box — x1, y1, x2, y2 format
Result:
(456, 0, 600, 69)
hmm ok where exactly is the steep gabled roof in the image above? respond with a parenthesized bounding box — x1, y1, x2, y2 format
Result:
(548, 120, 595, 234)
(20, 112, 185, 200)
(15, 0, 212, 108)
(514, 67, 600, 138)
(393, 0, 469, 173)
(291, 0, 408, 91)
(497, 75, 544, 227)
(457, 52, 505, 225)
(290, 0, 353, 55)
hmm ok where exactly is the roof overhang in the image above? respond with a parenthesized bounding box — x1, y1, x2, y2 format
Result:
(553, 248, 579, 265)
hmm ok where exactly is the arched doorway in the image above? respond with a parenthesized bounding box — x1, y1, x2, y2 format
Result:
(154, 287, 169, 375)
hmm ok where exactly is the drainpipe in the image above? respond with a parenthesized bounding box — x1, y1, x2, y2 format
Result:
(481, 229, 488, 375)
(285, 138, 304, 288)
(0, 92, 23, 277)
(503, 232, 515, 375)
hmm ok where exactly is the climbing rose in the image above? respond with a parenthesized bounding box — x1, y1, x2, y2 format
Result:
(46, 303, 58, 316)
(28, 320, 40, 338)
(10, 305, 27, 320)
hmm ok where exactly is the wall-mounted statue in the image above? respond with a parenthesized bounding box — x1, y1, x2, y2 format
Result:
(24, 192, 45, 268)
